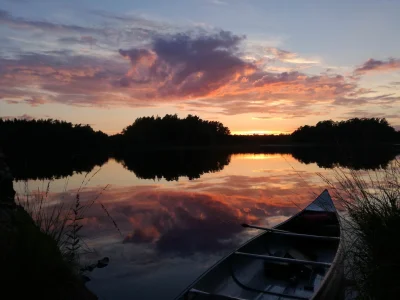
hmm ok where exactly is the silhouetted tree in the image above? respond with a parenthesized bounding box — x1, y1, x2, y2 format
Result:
(0, 118, 108, 154)
(291, 118, 398, 144)
(0, 118, 109, 179)
(115, 150, 231, 181)
(116, 114, 231, 148)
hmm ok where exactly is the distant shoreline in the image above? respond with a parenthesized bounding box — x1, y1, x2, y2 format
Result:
(114, 142, 400, 152)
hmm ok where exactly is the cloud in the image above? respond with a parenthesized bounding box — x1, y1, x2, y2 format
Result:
(49, 171, 317, 256)
(0, 51, 133, 106)
(251, 116, 272, 120)
(340, 109, 400, 120)
(117, 31, 255, 99)
(0, 114, 34, 120)
(333, 93, 400, 106)
(0, 9, 101, 34)
(208, 0, 228, 5)
(23, 96, 49, 106)
(264, 47, 320, 64)
(115, 31, 355, 110)
(0, 9, 166, 53)
(1, 14, 399, 116)
(354, 58, 400, 75)
(58, 36, 98, 46)
(89, 10, 170, 30)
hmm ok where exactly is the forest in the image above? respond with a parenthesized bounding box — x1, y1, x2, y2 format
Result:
(1, 116, 398, 154)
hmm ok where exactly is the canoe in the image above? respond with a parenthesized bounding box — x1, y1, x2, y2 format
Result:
(175, 190, 344, 300)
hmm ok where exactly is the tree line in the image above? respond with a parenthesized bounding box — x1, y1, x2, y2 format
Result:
(1, 116, 399, 180)
(0, 119, 109, 180)
(291, 118, 399, 144)
(0, 118, 108, 155)
(0, 116, 399, 158)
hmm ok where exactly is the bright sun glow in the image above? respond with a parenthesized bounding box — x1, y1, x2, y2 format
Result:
(236, 153, 277, 160)
(231, 130, 287, 135)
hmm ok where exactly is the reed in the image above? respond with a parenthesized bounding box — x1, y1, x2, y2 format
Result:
(16, 170, 119, 271)
(320, 159, 400, 299)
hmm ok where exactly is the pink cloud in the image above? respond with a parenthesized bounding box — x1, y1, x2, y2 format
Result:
(51, 175, 316, 255)
(354, 58, 400, 75)
(0, 114, 34, 120)
(114, 32, 358, 110)
(1, 28, 399, 116)
(23, 96, 48, 106)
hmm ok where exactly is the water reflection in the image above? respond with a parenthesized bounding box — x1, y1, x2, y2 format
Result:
(65, 184, 305, 257)
(9, 150, 400, 299)
(291, 145, 399, 170)
(8, 153, 108, 181)
(17, 154, 328, 300)
(7, 146, 400, 181)
(115, 150, 231, 181)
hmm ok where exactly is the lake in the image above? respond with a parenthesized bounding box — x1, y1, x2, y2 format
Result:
(11, 148, 399, 300)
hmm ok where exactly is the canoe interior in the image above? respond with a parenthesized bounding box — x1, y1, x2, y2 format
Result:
(180, 191, 341, 300)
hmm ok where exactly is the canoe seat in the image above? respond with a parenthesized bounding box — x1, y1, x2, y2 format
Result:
(263, 248, 314, 281)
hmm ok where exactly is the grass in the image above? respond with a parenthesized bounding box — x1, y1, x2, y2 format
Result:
(4, 170, 120, 299)
(320, 159, 400, 300)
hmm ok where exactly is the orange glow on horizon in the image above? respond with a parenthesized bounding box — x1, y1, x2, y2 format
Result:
(235, 153, 278, 160)
(231, 130, 289, 135)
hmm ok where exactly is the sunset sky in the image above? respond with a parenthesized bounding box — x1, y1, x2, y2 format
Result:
(1, 0, 400, 135)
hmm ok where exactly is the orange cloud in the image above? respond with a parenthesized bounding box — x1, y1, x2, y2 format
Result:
(1, 29, 399, 117)
(45, 172, 321, 256)
(264, 47, 320, 64)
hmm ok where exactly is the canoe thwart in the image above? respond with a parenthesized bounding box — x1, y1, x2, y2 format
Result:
(188, 288, 248, 300)
(241, 223, 340, 241)
(188, 288, 308, 300)
(234, 252, 332, 268)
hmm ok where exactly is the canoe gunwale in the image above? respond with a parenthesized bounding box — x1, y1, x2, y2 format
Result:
(234, 252, 333, 268)
(309, 211, 344, 300)
(242, 224, 340, 241)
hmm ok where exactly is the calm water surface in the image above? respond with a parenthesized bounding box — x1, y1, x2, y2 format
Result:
(11, 152, 395, 300)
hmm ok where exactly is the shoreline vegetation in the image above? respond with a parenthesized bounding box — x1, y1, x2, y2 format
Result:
(0, 115, 398, 151)
(321, 160, 400, 299)
(0, 116, 399, 181)
(0, 151, 96, 299)
(0, 151, 117, 300)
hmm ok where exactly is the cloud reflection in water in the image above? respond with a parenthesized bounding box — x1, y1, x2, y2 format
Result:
(21, 154, 338, 299)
